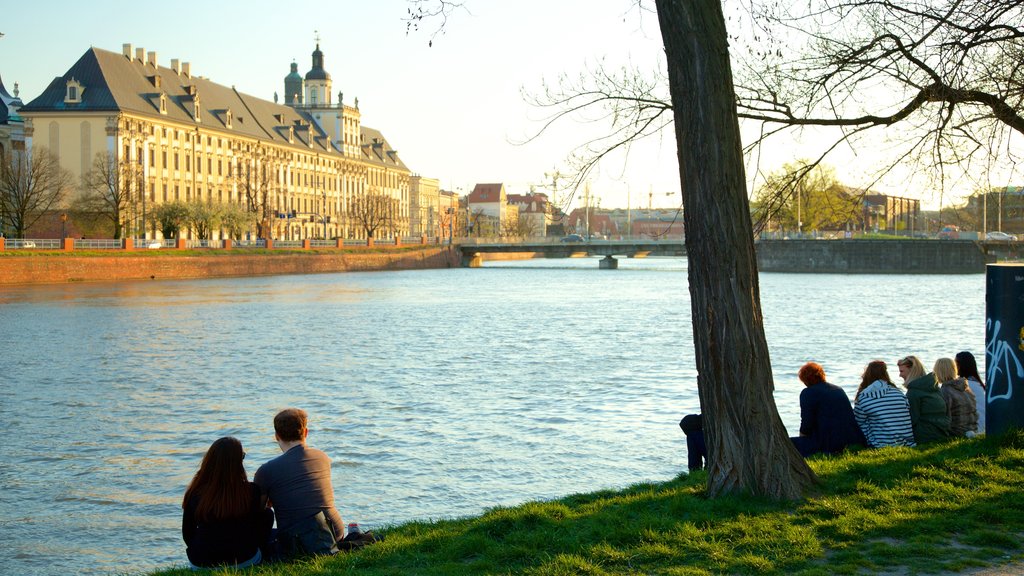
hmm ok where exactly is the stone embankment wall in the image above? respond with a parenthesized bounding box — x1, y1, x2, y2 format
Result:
(0, 248, 460, 285)
(756, 239, 994, 273)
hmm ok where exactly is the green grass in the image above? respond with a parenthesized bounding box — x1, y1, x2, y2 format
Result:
(152, 432, 1024, 575)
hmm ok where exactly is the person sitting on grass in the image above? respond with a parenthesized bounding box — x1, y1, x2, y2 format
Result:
(254, 408, 345, 558)
(182, 437, 274, 569)
(955, 351, 986, 434)
(853, 360, 915, 448)
(897, 355, 951, 444)
(934, 357, 979, 438)
(790, 362, 865, 457)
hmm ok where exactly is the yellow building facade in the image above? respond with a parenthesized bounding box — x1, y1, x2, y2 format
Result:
(19, 43, 411, 240)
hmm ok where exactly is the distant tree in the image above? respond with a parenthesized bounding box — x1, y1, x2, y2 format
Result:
(0, 147, 73, 238)
(220, 203, 254, 240)
(80, 151, 142, 239)
(349, 188, 396, 239)
(152, 201, 189, 239)
(753, 162, 861, 233)
(185, 200, 222, 240)
(233, 148, 278, 239)
(502, 212, 538, 239)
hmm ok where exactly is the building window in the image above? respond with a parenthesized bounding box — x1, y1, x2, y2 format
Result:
(64, 79, 84, 103)
(174, 185, 180, 200)
(149, 148, 155, 167)
(159, 94, 167, 114)
(162, 184, 168, 202)
(162, 150, 167, 168)
(174, 153, 179, 170)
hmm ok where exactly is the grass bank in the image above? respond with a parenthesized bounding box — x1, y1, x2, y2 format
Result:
(153, 432, 1024, 575)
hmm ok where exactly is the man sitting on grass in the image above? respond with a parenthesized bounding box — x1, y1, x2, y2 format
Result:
(790, 362, 866, 457)
(254, 408, 344, 557)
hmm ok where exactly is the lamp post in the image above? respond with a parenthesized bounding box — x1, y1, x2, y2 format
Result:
(61, 213, 67, 239)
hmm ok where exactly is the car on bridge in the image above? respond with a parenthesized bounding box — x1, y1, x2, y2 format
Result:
(560, 234, 585, 243)
(937, 225, 960, 240)
(986, 231, 1018, 241)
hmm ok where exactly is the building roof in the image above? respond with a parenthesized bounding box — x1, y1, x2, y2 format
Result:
(467, 183, 505, 203)
(20, 46, 405, 168)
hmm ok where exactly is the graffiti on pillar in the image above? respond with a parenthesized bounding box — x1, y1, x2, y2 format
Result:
(986, 318, 1024, 403)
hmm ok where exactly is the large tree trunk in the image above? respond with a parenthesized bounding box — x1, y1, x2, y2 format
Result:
(654, 0, 817, 499)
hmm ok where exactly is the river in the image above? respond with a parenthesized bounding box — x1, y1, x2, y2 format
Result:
(0, 258, 986, 575)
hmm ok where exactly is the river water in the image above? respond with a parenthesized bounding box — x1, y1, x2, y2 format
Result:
(0, 258, 986, 575)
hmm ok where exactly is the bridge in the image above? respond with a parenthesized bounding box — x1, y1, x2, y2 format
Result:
(455, 239, 686, 269)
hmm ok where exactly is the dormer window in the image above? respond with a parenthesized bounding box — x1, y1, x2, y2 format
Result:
(159, 94, 167, 114)
(225, 110, 233, 129)
(194, 100, 201, 122)
(65, 78, 84, 103)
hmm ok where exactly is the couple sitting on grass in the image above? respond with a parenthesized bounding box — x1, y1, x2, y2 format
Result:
(182, 408, 372, 570)
(681, 352, 984, 470)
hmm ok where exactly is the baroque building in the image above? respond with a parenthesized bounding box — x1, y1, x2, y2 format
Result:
(19, 42, 411, 240)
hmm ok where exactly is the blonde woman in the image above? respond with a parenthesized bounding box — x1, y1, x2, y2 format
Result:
(896, 356, 951, 444)
(935, 357, 979, 437)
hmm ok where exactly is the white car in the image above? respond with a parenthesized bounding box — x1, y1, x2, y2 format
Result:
(986, 231, 1018, 241)
(22, 241, 36, 248)
(147, 241, 162, 249)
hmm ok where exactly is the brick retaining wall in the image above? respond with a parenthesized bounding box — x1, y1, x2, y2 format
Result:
(0, 248, 460, 285)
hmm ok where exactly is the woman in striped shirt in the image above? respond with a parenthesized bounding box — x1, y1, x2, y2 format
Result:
(853, 360, 916, 448)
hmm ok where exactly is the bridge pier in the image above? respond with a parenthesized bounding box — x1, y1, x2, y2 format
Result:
(599, 255, 618, 270)
(462, 252, 484, 268)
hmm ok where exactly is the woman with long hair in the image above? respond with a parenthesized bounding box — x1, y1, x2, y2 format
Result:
(935, 357, 979, 437)
(956, 351, 986, 433)
(182, 437, 273, 568)
(897, 355, 951, 444)
(853, 360, 915, 447)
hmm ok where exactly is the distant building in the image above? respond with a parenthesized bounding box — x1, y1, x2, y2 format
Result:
(0, 71, 24, 157)
(410, 175, 440, 238)
(506, 192, 552, 237)
(467, 183, 508, 237)
(966, 186, 1024, 234)
(862, 193, 921, 235)
(18, 42, 413, 240)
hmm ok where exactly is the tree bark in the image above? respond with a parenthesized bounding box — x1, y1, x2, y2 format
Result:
(654, 0, 817, 499)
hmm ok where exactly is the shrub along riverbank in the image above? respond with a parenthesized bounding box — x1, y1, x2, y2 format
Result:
(152, 431, 1024, 575)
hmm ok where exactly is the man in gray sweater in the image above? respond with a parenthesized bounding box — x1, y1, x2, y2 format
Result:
(254, 408, 344, 556)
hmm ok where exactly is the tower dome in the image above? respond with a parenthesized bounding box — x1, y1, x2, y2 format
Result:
(284, 61, 304, 106)
(305, 43, 331, 81)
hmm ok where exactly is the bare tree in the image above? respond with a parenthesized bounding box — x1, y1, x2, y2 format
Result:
(0, 147, 72, 238)
(233, 148, 278, 239)
(80, 151, 142, 239)
(349, 188, 396, 239)
(735, 0, 1024, 198)
(409, 0, 817, 499)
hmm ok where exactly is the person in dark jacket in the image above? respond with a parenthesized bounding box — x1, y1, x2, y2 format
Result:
(790, 362, 866, 457)
(897, 355, 951, 444)
(182, 437, 274, 569)
(678, 413, 707, 471)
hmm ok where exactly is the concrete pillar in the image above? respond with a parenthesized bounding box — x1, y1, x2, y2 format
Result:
(176, 238, 187, 250)
(395, 236, 402, 246)
(123, 237, 134, 251)
(462, 252, 483, 267)
(336, 238, 344, 249)
(62, 238, 74, 251)
(0, 237, 5, 251)
(421, 235, 427, 245)
(599, 255, 619, 269)
(985, 264, 1024, 435)
(302, 239, 312, 250)
(367, 237, 375, 247)
(223, 238, 232, 250)
(265, 238, 274, 250)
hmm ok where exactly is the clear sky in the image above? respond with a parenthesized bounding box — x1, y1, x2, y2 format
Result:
(0, 0, 997, 210)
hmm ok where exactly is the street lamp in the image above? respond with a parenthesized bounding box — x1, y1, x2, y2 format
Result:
(61, 213, 67, 239)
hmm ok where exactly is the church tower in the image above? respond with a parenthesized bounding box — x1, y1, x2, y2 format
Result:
(304, 43, 332, 108)
(284, 61, 303, 106)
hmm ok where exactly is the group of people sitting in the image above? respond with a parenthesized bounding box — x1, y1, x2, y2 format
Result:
(680, 351, 986, 470)
(181, 408, 362, 569)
